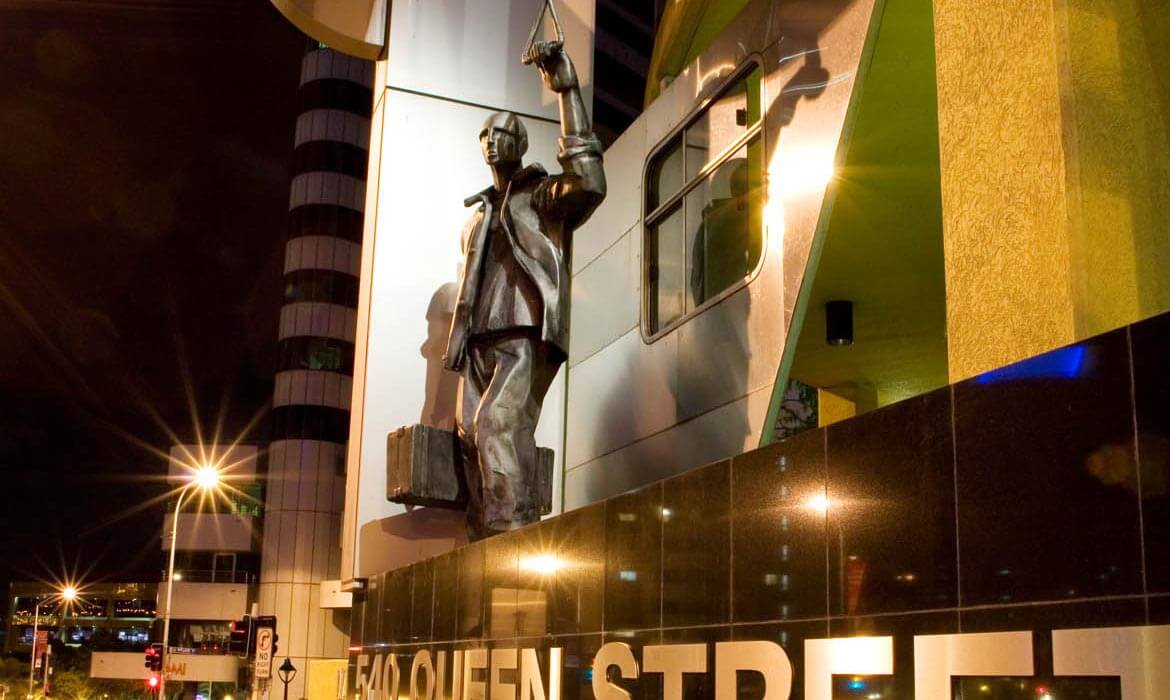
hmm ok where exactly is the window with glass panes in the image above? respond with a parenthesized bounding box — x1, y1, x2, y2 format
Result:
(645, 63, 764, 335)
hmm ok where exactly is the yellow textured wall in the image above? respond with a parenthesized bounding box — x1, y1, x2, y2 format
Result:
(933, 0, 1076, 382)
(1061, 0, 1170, 337)
(934, 0, 1170, 382)
(817, 389, 857, 428)
(306, 658, 347, 700)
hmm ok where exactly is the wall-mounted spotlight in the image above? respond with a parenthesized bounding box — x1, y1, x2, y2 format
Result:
(826, 300, 853, 346)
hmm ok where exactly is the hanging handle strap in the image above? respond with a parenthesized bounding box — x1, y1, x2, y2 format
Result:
(521, 0, 565, 64)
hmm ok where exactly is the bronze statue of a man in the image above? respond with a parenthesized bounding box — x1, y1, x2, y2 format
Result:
(443, 39, 605, 536)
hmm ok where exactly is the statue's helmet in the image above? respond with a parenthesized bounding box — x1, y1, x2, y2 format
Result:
(479, 111, 528, 165)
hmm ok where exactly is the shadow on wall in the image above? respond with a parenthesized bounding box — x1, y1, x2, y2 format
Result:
(419, 277, 460, 430)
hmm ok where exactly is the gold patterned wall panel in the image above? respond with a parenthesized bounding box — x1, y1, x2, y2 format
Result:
(933, 0, 1077, 382)
(1060, 0, 1170, 337)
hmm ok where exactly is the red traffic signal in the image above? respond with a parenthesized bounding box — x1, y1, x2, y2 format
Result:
(143, 643, 162, 672)
(147, 675, 159, 689)
(228, 616, 251, 656)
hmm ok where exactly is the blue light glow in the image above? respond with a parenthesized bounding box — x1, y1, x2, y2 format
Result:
(848, 679, 867, 690)
(976, 344, 1087, 384)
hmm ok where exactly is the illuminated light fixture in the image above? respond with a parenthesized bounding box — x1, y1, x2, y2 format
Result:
(193, 465, 221, 490)
(774, 146, 836, 197)
(804, 493, 831, 514)
(519, 554, 566, 576)
(61, 586, 78, 602)
(171, 572, 182, 582)
(826, 300, 853, 346)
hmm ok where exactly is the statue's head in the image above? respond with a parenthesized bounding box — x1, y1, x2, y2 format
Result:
(480, 111, 528, 167)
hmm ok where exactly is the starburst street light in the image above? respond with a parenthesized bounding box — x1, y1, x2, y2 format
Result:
(27, 584, 82, 699)
(158, 464, 223, 700)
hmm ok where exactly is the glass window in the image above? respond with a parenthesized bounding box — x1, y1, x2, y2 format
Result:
(114, 599, 156, 618)
(645, 64, 763, 335)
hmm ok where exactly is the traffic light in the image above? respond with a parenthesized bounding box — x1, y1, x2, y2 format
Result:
(228, 616, 251, 656)
(143, 643, 162, 672)
(147, 674, 160, 690)
(272, 633, 279, 658)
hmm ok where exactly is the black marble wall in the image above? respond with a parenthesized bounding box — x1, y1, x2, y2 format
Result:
(348, 312, 1170, 699)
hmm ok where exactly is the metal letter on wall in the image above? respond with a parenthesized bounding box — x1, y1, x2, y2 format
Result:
(592, 643, 638, 700)
(519, 648, 561, 700)
(1053, 625, 1170, 700)
(490, 649, 518, 700)
(714, 641, 791, 700)
(643, 644, 706, 700)
(463, 648, 489, 700)
(913, 632, 1033, 699)
(803, 636, 893, 700)
(381, 654, 400, 700)
(410, 650, 435, 700)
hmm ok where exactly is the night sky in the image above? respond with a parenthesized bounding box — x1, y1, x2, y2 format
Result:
(0, 0, 305, 596)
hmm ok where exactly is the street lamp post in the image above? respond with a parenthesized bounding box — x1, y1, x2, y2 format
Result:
(26, 587, 76, 699)
(26, 599, 44, 699)
(158, 466, 220, 700)
(277, 658, 297, 700)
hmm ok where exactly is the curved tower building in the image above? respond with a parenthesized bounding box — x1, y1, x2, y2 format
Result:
(258, 41, 371, 700)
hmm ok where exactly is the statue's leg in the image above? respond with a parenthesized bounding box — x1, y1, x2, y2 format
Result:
(457, 342, 490, 538)
(474, 332, 562, 531)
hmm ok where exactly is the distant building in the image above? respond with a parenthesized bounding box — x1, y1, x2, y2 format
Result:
(89, 444, 261, 699)
(4, 581, 157, 656)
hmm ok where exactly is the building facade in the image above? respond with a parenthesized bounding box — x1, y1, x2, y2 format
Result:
(268, 0, 1170, 697)
(255, 41, 372, 700)
(5, 581, 157, 657)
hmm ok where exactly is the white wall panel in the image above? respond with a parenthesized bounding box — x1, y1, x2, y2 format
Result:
(571, 118, 646, 271)
(312, 513, 332, 580)
(563, 383, 773, 509)
(279, 302, 358, 342)
(289, 583, 312, 658)
(564, 326, 678, 468)
(295, 109, 372, 149)
(274, 369, 352, 409)
(161, 513, 257, 553)
(275, 512, 298, 582)
(289, 172, 367, 212)
(155, 582, 249, 620)
(383, 0, 595, 122)
(306, 585, 324, 658)
(285, 236, 362, 276)
(301, 48, 375, 87)
(292, 511, 315, 583)
(568, 228, 638, 366)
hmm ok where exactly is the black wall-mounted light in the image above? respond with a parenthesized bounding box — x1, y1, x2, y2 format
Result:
(826, 300, 854, 346)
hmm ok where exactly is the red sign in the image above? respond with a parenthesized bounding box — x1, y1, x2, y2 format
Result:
(33, 631, 49, 668)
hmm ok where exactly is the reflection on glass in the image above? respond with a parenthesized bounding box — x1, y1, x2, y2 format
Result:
(954, 677, 1120, 699)
(645, 63, 764, 334)
(685, 67, 758, 179)
(647, 136, 683, 212)
(685, 140, 764, 309)
(650, 204, 685, 330)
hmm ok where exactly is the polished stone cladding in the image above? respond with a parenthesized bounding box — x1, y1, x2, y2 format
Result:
(349, 312, 1170, 698)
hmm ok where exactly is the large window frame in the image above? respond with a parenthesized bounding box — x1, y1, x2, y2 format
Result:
(641, 58, 767, 341)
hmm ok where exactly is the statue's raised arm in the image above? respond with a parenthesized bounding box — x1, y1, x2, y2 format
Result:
(524, 39, 606, 222)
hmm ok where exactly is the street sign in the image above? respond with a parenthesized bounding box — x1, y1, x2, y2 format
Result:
(254, 626, 274, 680)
